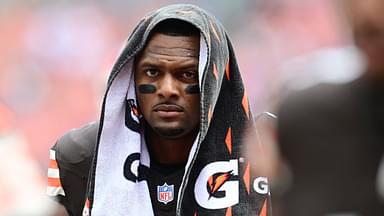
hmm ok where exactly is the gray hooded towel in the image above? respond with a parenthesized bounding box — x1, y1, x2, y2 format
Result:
(84, 4, 272, 216)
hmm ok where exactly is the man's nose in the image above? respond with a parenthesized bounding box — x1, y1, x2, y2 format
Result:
(157, 74, 180, 98)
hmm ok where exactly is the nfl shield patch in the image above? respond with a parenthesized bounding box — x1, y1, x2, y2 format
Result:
(157, 183, 174, 204)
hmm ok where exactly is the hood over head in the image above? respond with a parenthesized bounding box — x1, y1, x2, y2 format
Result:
(85, 4, 271, 216)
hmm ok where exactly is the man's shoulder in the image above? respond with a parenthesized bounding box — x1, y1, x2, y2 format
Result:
(280, 82, 353, 110)
(277, 82, 357, 125)
(53, 121, 99, 176)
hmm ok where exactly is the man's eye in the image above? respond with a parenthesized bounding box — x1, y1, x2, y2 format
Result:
(145, 69, 159, 77)
(182, 71, 197, 80)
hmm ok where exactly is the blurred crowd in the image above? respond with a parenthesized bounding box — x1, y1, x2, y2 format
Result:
(2, 0, 379, 215)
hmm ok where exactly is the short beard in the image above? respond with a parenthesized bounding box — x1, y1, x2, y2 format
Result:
(152, 127, 185, 138)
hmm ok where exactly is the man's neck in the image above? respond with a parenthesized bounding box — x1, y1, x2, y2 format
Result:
(145, 126, 198, 165)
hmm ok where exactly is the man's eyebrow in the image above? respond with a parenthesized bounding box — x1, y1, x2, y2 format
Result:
(138, 58, 199, 69)
(137, 62, 158, 68)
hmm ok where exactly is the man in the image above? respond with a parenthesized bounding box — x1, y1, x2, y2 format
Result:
(276, 0, 384, 215)
(47, 4, 271, 216)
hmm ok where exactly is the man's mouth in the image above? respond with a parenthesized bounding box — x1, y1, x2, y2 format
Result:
(153, 104, 183, 112)
(153, 104, 183, 118)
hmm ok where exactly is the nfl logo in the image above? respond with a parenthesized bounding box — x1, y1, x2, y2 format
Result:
(157, 183, 174, 204)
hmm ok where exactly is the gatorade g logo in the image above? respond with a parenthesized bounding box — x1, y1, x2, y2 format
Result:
(124, 153, 140, 182)
(195, 160, 270, 209)
(207, 171, 234, 199)
(123, 153, 149, 182)
(195, 160, 239, 209)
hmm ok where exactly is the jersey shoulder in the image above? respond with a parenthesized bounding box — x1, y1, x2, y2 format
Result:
(53, 121, 99, 177)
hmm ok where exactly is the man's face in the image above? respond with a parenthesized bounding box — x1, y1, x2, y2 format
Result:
(135, 33, 200, 138)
